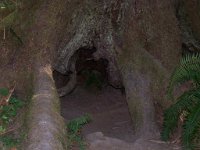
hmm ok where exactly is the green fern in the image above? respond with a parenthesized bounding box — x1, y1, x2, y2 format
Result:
(167, 53, 200, 99)
(183, 105, 200, 149)
(162, 53, 200, 150)
(67, 114, 91, 134)
(67, 114, 91, 150)
(0, 88, 9, 96)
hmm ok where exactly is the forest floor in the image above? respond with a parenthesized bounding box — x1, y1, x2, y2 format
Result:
(61, 85, 135, 143)
(60, 83, 181, 150)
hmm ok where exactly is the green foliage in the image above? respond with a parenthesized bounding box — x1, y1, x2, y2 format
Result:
(0, 132, 27, 149)
(0, 98, 24, 127)
(161, 53, 200, 150)
(0, 136, 20, 148)
(167, 53, 200, 100)
(0, 88, 25, 133)
(68, 114, 91, 134)
(0, 88, 25, 149)
(67, 114, 91, 150)
(0, 88, 9, 96)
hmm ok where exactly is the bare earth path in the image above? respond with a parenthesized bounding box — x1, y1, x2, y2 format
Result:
(61, 85, 135, 142)
(60, 85, 181, 150)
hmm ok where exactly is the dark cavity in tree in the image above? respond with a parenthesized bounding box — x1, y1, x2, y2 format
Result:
(53, 70, 70, 89)
(75, 47, 109, 88)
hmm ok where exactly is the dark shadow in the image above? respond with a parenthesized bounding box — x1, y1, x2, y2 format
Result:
(53, 47, 135, 142)
(75, 48, 109, 89)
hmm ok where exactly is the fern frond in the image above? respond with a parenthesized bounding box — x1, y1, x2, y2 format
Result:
(67, 114, 91, 134)
(167, 53, 200, 99)
(182, 104, 200, 150)
(161, 108, 179, 141)
(162, 88, 200, 141)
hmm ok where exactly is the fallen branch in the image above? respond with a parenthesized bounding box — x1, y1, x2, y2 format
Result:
(0, 125, 21, 136)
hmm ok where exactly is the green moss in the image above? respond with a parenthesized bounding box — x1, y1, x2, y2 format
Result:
(119, 46, 170, 106)
(126, 96, 143, 130)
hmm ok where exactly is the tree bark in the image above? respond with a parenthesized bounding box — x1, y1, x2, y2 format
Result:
(53, 0, 181, 140)
(1, 0, 190, 149)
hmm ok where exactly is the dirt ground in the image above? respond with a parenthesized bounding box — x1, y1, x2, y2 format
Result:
(60, 85, 135, 142)
(60, 84, 181, 150)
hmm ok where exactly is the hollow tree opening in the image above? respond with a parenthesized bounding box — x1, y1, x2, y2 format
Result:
(53, 70, 70, 89)
(75, 47, 109, 90)
(53, 47, 135, 142)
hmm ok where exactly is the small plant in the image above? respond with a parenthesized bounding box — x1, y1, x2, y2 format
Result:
(0, 88, 9, 96)
(1, 97, 24, 125)
(67, 114, 91, 150)
(161, 53, 200, 150)
(0, 135, 20, 148)
(0, 87, 24, 149)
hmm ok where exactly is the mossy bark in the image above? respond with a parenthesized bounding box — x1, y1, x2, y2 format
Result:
(26, 64, 67, 150)
(53, 0, 181, 140)
(0, 0, 190, 148)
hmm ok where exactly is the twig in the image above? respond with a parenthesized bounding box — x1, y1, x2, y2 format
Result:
(149, 139, 168, 144)
(6, 84, 16, 103)
(0, 82, 16, 106)
(0, 125, 20, 136)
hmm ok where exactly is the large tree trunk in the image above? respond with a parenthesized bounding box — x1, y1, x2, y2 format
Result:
(26, 0, 181, 149)
(3, 0, 200, 149)
(53, 0, 181, 139)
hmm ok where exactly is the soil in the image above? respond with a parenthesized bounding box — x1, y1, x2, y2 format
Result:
(60, 84, 182, 150)
(60, 85, 135, 142)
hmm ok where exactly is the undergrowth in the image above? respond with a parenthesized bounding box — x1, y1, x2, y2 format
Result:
(161, 53, 200, 150)
(67, 114, 91, 150)
(0, 87, 25, 149)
